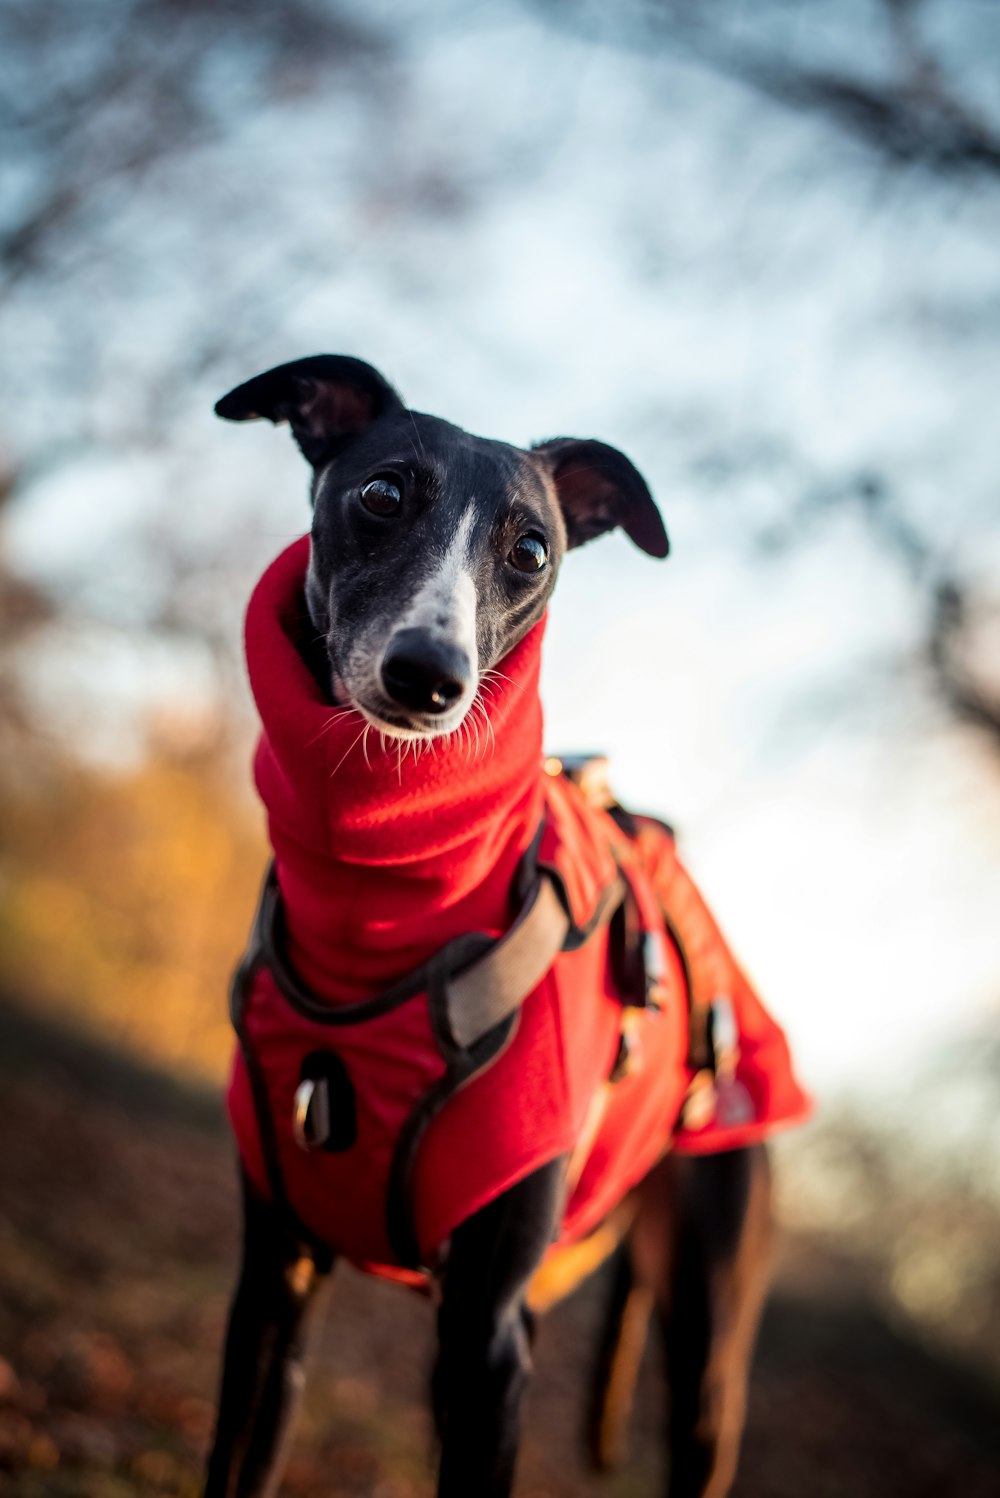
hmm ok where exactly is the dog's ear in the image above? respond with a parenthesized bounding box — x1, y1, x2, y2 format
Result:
(214, 355, 403, 467)
(532, 438, 669, 558)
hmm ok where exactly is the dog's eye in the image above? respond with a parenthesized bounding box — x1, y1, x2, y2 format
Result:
(360, 476, 402, 516)
(509, 532, 548, 573)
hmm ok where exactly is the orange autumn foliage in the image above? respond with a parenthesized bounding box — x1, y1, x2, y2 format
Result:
(0, 745, 267, 1080)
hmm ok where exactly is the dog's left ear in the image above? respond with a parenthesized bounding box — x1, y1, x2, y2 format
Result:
(532, 438, 669, 558)
(214, 354, 403, 467)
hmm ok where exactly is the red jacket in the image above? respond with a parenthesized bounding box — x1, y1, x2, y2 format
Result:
(227, 538, 811, 1282)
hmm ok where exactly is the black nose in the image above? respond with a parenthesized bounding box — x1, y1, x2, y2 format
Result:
(381, 630, 470, 716)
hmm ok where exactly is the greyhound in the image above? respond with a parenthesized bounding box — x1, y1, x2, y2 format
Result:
(203, 354, 788, 1498)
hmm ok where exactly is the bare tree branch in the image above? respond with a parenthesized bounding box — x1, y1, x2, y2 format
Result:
(0, 0, 386, 291)
(929, 580, 1000, 741)
(535, 0, 1000, 176)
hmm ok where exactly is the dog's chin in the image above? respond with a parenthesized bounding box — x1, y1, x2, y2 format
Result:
(353, 697, 473, 743)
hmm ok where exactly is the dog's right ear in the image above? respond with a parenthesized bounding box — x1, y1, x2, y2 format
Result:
(214, 355, 403, 467)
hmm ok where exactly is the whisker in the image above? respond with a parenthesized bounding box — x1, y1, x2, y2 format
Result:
(471, 690, 498, 762)
(481, 667, 520, 690)
(306, 707, 353, 749)
(476, 698, 496, 761)
(328, 723, 367, 780)
(406, 408, 428, 463)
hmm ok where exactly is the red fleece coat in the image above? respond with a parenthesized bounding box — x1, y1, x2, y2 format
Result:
(227, 537, 811, 1281)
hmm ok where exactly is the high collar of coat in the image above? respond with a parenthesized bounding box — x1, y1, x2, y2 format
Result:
(244, 536, 548, 997)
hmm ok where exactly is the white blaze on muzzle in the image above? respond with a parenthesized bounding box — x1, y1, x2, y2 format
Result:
(391, 506, 479, 688)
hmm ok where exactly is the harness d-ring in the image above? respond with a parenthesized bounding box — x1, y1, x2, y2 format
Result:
(293, 1078, 325, 1150)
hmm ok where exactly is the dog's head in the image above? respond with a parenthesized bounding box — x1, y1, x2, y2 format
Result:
(216, 355, 668, 739)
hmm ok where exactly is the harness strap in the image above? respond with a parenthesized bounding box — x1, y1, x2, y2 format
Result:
(605, 800, 743, 1133)
(247, 847, 626, 1056)
(229, 881, 336, 1270)
(444, 869, 624, 1049)
(385, 1008, 519, 1269)
(230, 831, 630, 1271)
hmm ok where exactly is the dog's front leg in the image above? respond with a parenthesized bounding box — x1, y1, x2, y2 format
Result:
(204, 1169, 331, 1498)
(433, 1158, 564, 1498)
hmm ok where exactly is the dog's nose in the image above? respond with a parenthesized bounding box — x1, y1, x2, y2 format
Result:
(381, 630, 470, 716)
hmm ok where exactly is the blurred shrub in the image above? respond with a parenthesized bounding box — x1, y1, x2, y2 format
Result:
(0, 742, 265, 1079)
(778, 1116, 1000, 1378)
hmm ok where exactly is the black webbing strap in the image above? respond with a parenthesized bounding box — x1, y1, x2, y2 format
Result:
(606, 804, 711, 1075)
(228, 872, 287, 1216)
(228, 882, 336, 1270)
(229, 844, 629, 1271)
(249, 853, 626, 1056)
(385, 865, 625, 1268)
(385, 1007, 520, 1268)
(657, 910, 712, 1073)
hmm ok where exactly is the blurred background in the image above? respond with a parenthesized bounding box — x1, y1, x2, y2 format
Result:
(1, 1, 999, 1493)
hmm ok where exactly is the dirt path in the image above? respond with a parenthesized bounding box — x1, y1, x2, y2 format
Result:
(1, 996, 998, 1498)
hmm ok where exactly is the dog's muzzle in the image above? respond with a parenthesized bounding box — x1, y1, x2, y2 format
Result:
(381, 629, 471, 717)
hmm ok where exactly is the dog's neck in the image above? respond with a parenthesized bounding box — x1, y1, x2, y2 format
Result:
(245, 536, 547, 1000)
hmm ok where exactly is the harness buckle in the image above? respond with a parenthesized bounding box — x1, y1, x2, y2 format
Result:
(545, 751, 614, 809)
(642, 930, 670, 1010)
(679, 1069, 717, 1131)
(677, 996, 755, 1133)
(708, 994, 739, 1080)
(293, 1077, 331, 1151)
(293, 1052, 358, 1153)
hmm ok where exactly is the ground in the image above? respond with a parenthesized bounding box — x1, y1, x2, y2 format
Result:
(1, 994, 998, 1498)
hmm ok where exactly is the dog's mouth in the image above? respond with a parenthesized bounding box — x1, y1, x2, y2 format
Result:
(358, 700, 471, 741)
(332, 669, 476, 743)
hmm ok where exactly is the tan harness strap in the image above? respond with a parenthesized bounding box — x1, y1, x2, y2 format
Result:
(445, 871, 626, 1051)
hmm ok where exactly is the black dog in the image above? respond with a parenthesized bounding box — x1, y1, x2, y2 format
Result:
(203, 355, 776, 1498)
